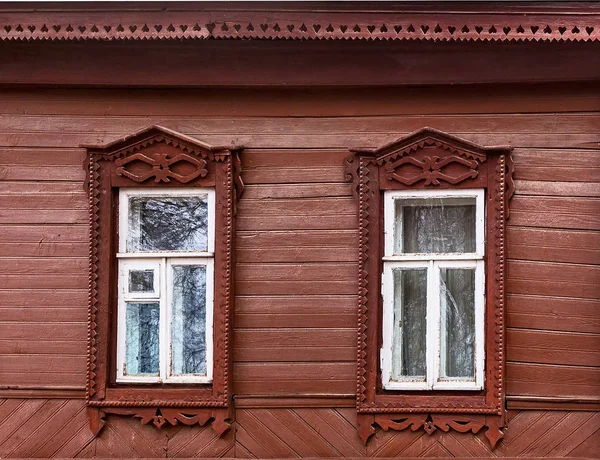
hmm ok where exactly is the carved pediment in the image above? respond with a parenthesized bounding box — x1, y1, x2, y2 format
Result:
(349, 127, 511, 188)
(83, 125, 236, 185)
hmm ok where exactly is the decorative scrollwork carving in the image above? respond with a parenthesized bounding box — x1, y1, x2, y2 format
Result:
(384, 154, 479, 186)
(115, 152, 208, 183)
(351, 128, 512, 450)
(358, 413, 504, 448)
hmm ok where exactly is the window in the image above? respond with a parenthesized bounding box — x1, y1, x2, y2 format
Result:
(85, 126, 241, 436)
(348, 128, 514, 448)
(381, 189, 485, 390)
(116, 189, 215, 383)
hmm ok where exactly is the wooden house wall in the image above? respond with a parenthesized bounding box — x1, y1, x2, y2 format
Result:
(0, 83, 598, 457)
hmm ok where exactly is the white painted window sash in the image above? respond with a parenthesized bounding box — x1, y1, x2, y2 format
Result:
(165, 257, 214, 384)
(381, 189, 485, 391)
(116, 188, 215, 384)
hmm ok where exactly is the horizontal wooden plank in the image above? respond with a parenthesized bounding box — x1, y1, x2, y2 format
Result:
(507, 329, 600, 367)
(0, 165, 85, 181)
(0, 258, 87, 275)
(236, 263, 357, 282)
(1, 132, 597, 149)
(0, 209, 87, 225)
(513, 166, 600, 183)
(235, 295, 356, 316)
(1, 84, 598, 117)
(237, 215, 357, 231)
(235, 314, 355, 329)
(506, 227, 600, 265)
(234, 362, 355, 380)
(242, 183, 352, 199)
(236, 247, 359, 263)
(512, 148, 600, 168)
(0, 290, 87, 307)
(2, 113, 598, 136)
(0, 339, 85, 355)
(0, 242, 88, 257)
(514, 180, 600, 197)
(243, 150, 348, 168)
(507, 294, 600, 334)
(233, 346, 355, 362)
(0, 307, 87, 322)
(0, 194, 87, 209)
(233, 379, 355, 395)
(0, 225, 87, 243)
(507, 363, 600, 399)
(511, 196, 600, 216)
(236, 280, 356, 296)
(0, 321, 86, 340)
(0, 373, 85, 387)
(0, 181, 85, 195)
(236, 230, 357, 249)
(507, 260, 600, 299)
(243, 167, 346, 184)
(0, 147, 85, 165)
(234, 329, 356, 348)
(0, 275, 87, 289)
(0, 355, 86, 373)
(237, 197, 355, 216)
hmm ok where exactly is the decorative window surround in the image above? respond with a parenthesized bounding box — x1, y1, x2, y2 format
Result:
(345, 127, 514, 449)
(84, 125, 243, 436)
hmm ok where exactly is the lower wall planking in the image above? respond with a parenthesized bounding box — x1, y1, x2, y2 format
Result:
(0, 399, 598, 458)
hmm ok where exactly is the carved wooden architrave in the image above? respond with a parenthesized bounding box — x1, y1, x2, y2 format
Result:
(346, 127, 514, 449)
(84, 125, 243, 437)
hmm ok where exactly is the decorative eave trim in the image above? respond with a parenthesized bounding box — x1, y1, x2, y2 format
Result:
(1, 11, 599, 42)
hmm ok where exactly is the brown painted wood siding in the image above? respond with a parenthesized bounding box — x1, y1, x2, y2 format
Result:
(0, 84, 599, 403)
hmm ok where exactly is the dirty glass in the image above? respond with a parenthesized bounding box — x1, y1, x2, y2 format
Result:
(127, 195, 208, 252)
(125, 302, 160, 375)
(395, 197, 476, 254)
(391, 268, 427, 380)
(171, 265, 207, 376)
(440, 268, 475, 379)
(128, 269, 154, 293)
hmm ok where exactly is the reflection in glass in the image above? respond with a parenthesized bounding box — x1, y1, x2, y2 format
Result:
(395, 197, 476, 254)
(125, 302, 160, 375)
(440, 268, 475, 379)
(171, 265, 207, 375)
(391, 268, 427, 380)
(128, 196, 208, 252)
(129, 269, 154, 293)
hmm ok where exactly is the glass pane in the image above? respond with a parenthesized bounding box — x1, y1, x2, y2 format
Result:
(127, 195, 208, 252)
(125, 302, 160, 375)
(440, 268, 475, 379)
(171, 265, 207, 376)
(391, 268, 427, 380)
(128, 269, 154, 293)
(395, 197, 476, 254)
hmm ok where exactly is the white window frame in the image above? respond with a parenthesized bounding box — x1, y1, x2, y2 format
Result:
(116, 188, 215, 384)
(381, 189, 485, 391)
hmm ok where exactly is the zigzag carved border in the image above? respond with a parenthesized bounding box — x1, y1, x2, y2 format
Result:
(1, 12, 598, 42)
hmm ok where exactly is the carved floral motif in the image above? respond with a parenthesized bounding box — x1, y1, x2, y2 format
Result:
(115, 152, 208, 183)
(384, 154, 479, 185)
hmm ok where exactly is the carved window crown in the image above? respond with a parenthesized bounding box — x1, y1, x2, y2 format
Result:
(346, 127, 514, 449)
(84, 125, 242, 437)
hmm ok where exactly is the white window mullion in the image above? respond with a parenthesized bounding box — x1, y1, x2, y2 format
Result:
(427, 260, 438, 390)
(159, 257, 168, 383)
